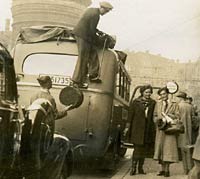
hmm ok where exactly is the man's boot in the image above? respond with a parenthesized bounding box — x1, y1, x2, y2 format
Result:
(138, 158, 146, 174)
(130, 159, 137, 175)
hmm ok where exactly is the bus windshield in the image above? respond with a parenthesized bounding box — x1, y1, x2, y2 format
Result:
(23, 53, 77, 76)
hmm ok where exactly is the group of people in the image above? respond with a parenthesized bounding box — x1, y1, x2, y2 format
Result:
(128, 85, 200, 178)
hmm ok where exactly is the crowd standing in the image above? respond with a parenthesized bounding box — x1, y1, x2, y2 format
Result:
(128, 85, 200, 178)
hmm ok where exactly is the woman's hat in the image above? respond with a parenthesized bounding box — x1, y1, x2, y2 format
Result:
(176, 91, 187, 99)
(139, 84, 153, 94)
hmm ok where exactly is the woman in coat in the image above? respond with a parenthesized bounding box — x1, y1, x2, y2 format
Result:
(129, 85, 156, 175)
(154, 87, 180, 177)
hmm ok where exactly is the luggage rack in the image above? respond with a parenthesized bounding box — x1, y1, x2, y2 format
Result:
(16, 25, 76, 44)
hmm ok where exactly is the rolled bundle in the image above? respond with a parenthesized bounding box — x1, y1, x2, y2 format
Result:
(59, 86, 84, 110)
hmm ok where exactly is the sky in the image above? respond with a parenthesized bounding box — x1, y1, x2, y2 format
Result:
(0, 0, 200, 62)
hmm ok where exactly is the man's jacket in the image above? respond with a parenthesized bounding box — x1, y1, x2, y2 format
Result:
(73, 8, 100, 43)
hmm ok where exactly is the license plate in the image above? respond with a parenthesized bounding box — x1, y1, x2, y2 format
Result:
(51, 75, 71, 86)
(39, 74, 71, 86)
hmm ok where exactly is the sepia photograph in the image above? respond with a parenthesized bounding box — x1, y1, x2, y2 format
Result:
(0, 0, 200, 178)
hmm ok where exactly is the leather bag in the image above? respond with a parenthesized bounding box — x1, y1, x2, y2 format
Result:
(164, 120, 185, 135)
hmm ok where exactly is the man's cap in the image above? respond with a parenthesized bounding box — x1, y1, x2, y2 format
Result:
(176, 91, 187, 99)
(99, 1, 113, 10)
(37, 75, 51, 85)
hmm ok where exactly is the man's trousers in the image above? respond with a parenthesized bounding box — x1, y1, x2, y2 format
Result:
(72, 37, 99, 84)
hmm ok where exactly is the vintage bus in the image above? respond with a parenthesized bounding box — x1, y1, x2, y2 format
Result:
(12, 26, 131, 167)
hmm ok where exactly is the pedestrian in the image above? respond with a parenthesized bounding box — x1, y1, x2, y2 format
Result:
(128, 85, 156, 175)
(31, 75, 72, 132)
(72, 1, 113, 88)
(28, 75, 72, 179)
(188, 126, 200, 179)
(176, 91, 193, 174)
(186, 96, 199, 144)
(154, 87, 180, 177)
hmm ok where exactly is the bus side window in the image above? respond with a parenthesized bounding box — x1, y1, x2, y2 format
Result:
(116, 63, 131, 102)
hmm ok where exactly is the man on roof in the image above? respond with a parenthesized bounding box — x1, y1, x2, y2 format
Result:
(72, 1, 113, 88)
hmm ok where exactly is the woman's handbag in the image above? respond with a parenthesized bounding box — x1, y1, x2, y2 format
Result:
(164, 120, 185, 135)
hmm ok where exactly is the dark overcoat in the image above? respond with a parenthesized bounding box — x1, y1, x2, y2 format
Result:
(178, 100, 193, 148)
(73, 8, 100, 43)
(129, 97, 156, 145)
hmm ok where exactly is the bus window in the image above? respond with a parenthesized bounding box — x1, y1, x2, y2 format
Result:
(116, 62, 131, 102)
(23, 53, 77, 76)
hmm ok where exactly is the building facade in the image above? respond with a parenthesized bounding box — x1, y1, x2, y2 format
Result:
(126, 51, 200, 107)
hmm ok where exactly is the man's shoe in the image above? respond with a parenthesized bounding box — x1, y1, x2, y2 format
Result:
(184, 169, 189, 175)
(89, 77, 102, 83)
(130, 168, 136, 176)
(157, 171, 165, 176)
(78, 83, 88, 89)
(138, 168, 146, 174)
(89, 75, 98, 79)
(164, 171, 170, 177)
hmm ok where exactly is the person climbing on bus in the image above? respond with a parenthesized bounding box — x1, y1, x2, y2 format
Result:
(72, 1, 113, 88)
